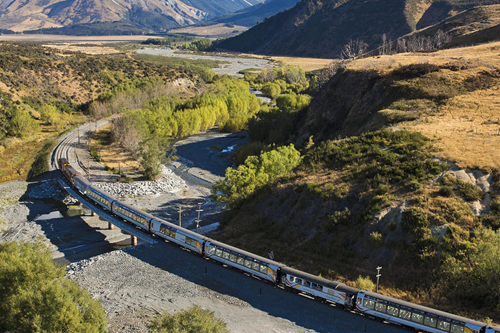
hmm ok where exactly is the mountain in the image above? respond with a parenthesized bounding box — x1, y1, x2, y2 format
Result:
(216, 0, 500, 58)
(403, 4, 500, 48)
(0, 0, 264, 32)
(208, 0, 301, 27)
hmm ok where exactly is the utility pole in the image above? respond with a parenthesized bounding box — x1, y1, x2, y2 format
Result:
(78, 126, 80, 144)
(376, 266, 382, 293)
(178, 205, 182, 227)
(195, 203, 203, 233)
(87, 157, 90, 182)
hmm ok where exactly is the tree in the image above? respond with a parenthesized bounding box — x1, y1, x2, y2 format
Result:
(443, 228, 500, 309)
(341, 39, 368, 59)
(139, 136, 173, 181)
(0, 241, 107, 333)
(212, 144, 302, 207)
(9, 104, 40, 138)
(149, 305, 228, 333)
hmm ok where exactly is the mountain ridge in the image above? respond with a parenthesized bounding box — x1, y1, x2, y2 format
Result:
(216, 0, 500, 58)
(0, 0, 264, 32)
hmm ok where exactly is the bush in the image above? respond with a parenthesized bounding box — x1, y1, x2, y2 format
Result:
(369, 231, 384, 248)
(0, 241, 107, 333)
(403, 207, 431, 239)
(457, 181, 484, 202)
(149, 305, 228, 333)
(356, 275, 375, 291)
(439, 185, 454, 197)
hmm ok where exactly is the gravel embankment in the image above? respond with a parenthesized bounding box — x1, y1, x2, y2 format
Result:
(95, 167, 186, 197)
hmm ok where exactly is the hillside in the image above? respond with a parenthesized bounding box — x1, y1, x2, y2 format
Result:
(399, 4, 500, 48)
(0, 0, 264, 32)
(208, 0, 301, 27)
(0, 41, 206, 182)
(213, 41, 500, 320)
(216, 0, 500, 58)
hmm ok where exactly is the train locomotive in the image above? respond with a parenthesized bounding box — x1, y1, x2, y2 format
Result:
(58, 158, 500, 333)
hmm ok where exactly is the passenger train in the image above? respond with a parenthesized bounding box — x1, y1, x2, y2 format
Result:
(59, 158, 500, 333)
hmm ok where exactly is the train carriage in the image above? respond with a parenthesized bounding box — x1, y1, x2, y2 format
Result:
(486, 325, 500, 333)
(150, 218, 208, 255)
(280, 266, 358, 308)
(86, 186, 116, 211)
(356, 291, 485, 333)
(74, 176, 91, 194)
(204, 239, 283, 283)
(63, 165, 80, 184)
(111, 201, 155, 231)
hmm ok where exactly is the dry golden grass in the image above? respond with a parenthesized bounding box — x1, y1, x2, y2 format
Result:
(89, 126, 141, 175)
(43, 43, 122, 55)
(267, 56, 335, 72)
(169, 23, 249, 38)
(348, 41, 500, 170)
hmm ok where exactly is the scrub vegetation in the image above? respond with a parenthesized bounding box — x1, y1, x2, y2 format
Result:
(0, 241, 107, 333)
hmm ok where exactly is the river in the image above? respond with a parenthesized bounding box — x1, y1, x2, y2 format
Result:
(136, 47, 275, 77)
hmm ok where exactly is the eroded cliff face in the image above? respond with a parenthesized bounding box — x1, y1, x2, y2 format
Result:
(294, 69, 390, 146)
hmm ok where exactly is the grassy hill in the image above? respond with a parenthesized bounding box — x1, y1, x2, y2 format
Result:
(213, 41, 500, 321)
(0, 42, 210, 182)
(216, 0, 500, 58)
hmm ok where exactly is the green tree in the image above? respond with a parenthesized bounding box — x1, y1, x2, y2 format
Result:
(9, 105, 40, 138)
(0, 241, 107, 333)
(443, 228, 500, 309)
(139, 136, 169, 180)
(149, 305, 228, 333)
(213, 144, 302, 207)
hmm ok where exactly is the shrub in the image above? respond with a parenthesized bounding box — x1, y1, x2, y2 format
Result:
(149, 305, 228, 333)
(407, 179, 421, 191)
(457, 182, 484, 202)
(356, 275, 375, 291)
(0, 241, 107, 333)
(403, 207, 431, 239)
(369, 231, 384, 248)
(439, 185, 454, 197)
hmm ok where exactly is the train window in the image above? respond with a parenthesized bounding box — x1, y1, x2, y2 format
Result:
(304, 281, 311, 288)
(215, 249, 222, 257)
(244, 260, 252, 268)
(296, 278, 303, 285)
(229, 254, 237, 262)
(363, 299, 375, 310)
(168, 229, 175, 238)
(252, 262, 260, 271)
(411, 313, 424, 324)
(208, 247, 215, 255)
(424, 317, 437, 328)
(387, 306, 399, 317)
(237, 256, 244, 265)
(450, 324, 464, 333)
(222, 251, 230, 260)
(375, 303, 387, 313)
(399, 309, 411, 320)
(260, 265, 267, 274)
(438, 320, 451, 331)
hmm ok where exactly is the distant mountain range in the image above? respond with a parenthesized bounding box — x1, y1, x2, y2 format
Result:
(0, 0, 265, 32)
(216, 0, 500, 58)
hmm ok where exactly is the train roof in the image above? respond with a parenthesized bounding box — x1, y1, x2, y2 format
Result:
(112, 200, 159, 221)
(360, 291, 486, 327)
(74, 175, 91, 187)
(87, 185, 119, 203)
(206, 238, 285, 268)
(151, 217, 210, 242)
(280, 266, 359, 294)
